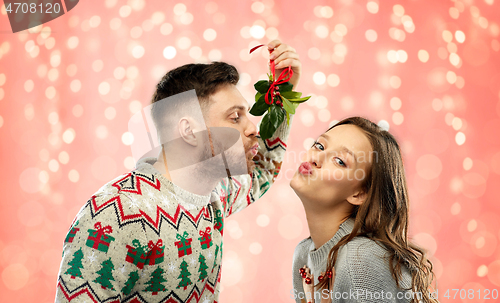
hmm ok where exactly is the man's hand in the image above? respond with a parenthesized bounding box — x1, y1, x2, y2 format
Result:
(267, 40, 301, 90)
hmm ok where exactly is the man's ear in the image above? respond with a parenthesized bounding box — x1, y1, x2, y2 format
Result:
(178, 118, 197, 147)
(346, 189, 367, 206)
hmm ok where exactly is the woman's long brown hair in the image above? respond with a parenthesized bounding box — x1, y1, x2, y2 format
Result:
(315, 117, 439, 303)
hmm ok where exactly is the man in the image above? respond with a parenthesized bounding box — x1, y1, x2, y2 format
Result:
(55, 40, 301, 302)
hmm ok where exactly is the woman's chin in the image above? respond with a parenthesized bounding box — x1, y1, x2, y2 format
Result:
(290, 172, 306, 194)
(290, 173, 322, 206)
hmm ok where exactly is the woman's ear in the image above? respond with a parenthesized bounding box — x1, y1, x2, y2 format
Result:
(178, 117, 197, 147)
(346, 189, 367, 206)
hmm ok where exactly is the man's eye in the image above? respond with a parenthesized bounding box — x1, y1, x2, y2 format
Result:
(229, 113, 240, 123)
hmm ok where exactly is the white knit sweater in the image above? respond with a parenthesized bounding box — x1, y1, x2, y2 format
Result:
(292, 218, 414, 303)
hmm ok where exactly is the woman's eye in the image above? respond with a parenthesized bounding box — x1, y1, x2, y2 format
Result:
(335, 157, 346, 167)
(312, 141, 324, 151)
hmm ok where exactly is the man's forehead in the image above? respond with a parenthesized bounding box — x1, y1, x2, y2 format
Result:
(209, 86, 250, 111)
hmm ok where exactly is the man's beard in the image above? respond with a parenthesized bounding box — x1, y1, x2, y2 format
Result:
(198, 133, 258, 178)
(197, 134, 255, 179)
(244, 144, 257, 175)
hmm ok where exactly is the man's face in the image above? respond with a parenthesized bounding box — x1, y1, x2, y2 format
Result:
(204, 84, 258, 174)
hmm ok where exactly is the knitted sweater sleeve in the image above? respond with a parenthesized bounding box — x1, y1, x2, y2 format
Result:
(339, 238, 412, 303)
(222, 116, 292, 217)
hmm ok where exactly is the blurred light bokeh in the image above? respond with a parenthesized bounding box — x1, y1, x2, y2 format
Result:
(0, 0, 499, 302)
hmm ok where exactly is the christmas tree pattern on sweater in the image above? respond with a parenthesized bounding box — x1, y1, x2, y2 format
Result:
(55, 118, 291, 303)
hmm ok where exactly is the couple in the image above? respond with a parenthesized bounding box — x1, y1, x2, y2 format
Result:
(55, 40, 437, 303)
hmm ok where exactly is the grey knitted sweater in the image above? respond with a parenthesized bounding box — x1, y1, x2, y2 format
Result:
(292, 218, 414, 303)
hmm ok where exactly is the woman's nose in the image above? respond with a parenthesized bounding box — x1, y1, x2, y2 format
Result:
(308, 153, 322, 168)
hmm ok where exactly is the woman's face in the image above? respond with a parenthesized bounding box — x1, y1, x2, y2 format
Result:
(290, 124, 374, 209)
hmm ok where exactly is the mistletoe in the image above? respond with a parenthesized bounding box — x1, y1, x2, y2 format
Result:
(248, 44, 310, 140)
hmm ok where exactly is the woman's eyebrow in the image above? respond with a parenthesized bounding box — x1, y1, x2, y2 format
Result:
(339, 145, 357, 163)
(319, 133, 330, 140)
(319, 133, 357, 162)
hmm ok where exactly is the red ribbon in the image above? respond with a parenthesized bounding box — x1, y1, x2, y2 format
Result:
(93, 222, 112, 239)
(249, 44, 293, 105)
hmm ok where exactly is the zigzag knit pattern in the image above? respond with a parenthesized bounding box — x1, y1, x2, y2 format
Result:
(55, 119, 291, 303)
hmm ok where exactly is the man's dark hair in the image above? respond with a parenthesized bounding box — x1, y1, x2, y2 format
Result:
(152, 62, 239, 104)
(150, 62, 239, 142)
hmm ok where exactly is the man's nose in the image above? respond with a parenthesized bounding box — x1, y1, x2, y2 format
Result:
(244, 119, 257, 138)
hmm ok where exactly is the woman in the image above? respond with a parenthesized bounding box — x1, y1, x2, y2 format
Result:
(290, 117, 438, 303)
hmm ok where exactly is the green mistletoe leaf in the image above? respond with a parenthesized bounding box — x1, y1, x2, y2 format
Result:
(277, 106, 285, 127)
(254, 80, 270, 94)
(259, 113, 275, 140)
(281, 96, 296, 115)
(288, 96, 311, 103)
(281, 91, 302, 99)
(255, 92, 262, 102)
(277, 82, 293, 93)
(271, 104, 285, 130)
(249, 96, 269, 116)
(269, 104, 281, 128)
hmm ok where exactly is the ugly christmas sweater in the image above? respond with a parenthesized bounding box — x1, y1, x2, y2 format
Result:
(55, 118, 292, 303)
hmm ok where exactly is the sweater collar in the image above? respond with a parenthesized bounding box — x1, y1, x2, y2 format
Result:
(309, 217, 355, 270)
(135, 157, 212, 207)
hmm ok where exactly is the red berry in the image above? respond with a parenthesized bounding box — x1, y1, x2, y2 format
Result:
(305, 277, 311, 284)
(318, 275, 324, 282)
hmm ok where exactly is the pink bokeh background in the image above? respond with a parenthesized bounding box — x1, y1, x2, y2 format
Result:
(1, 0, 500, 302)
